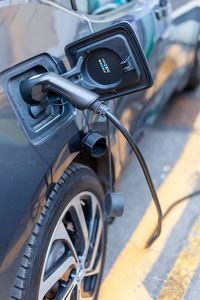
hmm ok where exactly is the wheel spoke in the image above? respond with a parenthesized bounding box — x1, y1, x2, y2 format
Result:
(82, 296, 93, 300)
(85, 251, 102, 276)
(73, 199, 89, 250)
(39, 255, 76, 299)
(87, 220, 103, 271)
(54, 279, 77, 300)
(77, 285, 85, 300)
(79, 289, 93, 300)
(52, 221, 78, 262)
(90, 198, 98, 237)
(77, 285, 81, 299)
(83, 199, 97, 259)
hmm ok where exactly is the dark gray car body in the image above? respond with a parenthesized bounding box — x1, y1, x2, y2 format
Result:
(0, 0, 199, 298)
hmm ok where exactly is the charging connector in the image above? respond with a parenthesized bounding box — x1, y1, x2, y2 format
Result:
(20, 72, 100, 110)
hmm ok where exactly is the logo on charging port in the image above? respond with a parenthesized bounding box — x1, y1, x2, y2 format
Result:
(98, 58, 110, 73)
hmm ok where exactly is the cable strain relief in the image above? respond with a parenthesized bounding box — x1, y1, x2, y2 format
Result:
(90, 100, 109, 117)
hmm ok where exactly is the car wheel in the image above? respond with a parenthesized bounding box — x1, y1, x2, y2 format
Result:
(186, 39, 200, 90)
(11, 162, 107, 300)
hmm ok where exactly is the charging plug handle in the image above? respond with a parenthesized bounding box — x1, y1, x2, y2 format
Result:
(20, 72, 100, 110)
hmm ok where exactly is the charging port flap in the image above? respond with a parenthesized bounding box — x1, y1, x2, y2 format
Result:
(65, 22, 153, 100)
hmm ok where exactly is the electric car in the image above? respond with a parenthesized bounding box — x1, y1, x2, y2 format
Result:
(0, 1, 199, 299)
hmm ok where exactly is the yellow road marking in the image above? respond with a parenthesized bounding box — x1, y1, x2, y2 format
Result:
(99, 120, 200, 299)
(157, 217, 200, 300)
(193, 112, 200, 130)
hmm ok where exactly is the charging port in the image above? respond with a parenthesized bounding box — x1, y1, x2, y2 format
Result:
(1, 54, 75, 144)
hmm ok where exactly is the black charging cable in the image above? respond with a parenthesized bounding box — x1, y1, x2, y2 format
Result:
(107, 111, 162, 247)
(163, 190, 200, 220)
(107, 118, 113, 194)
(90, 101, 162, 247)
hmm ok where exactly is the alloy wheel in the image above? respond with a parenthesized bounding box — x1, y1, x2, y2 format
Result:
(39, 191, 104, 300)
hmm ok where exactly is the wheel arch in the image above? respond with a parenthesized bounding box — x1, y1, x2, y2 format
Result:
(73, 151, 116, 193)
(50, 149, 116, 196)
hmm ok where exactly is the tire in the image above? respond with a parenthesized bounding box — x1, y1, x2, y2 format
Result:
(11, 162, 107, 300)
(186, 40, 200, 90)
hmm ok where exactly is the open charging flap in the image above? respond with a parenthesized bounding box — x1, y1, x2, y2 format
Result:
(64, 22, 153, 100)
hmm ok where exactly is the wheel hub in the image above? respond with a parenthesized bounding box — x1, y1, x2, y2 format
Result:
(76, 265, 84, 283)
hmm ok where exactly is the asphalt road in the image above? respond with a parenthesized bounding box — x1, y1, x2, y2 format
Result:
(99, 84, 200, 300)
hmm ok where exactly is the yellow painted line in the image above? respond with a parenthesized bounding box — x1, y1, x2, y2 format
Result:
(157, 216, 200, 300)
(193, 112, 200, 130)
(99, 117, 200, 299)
